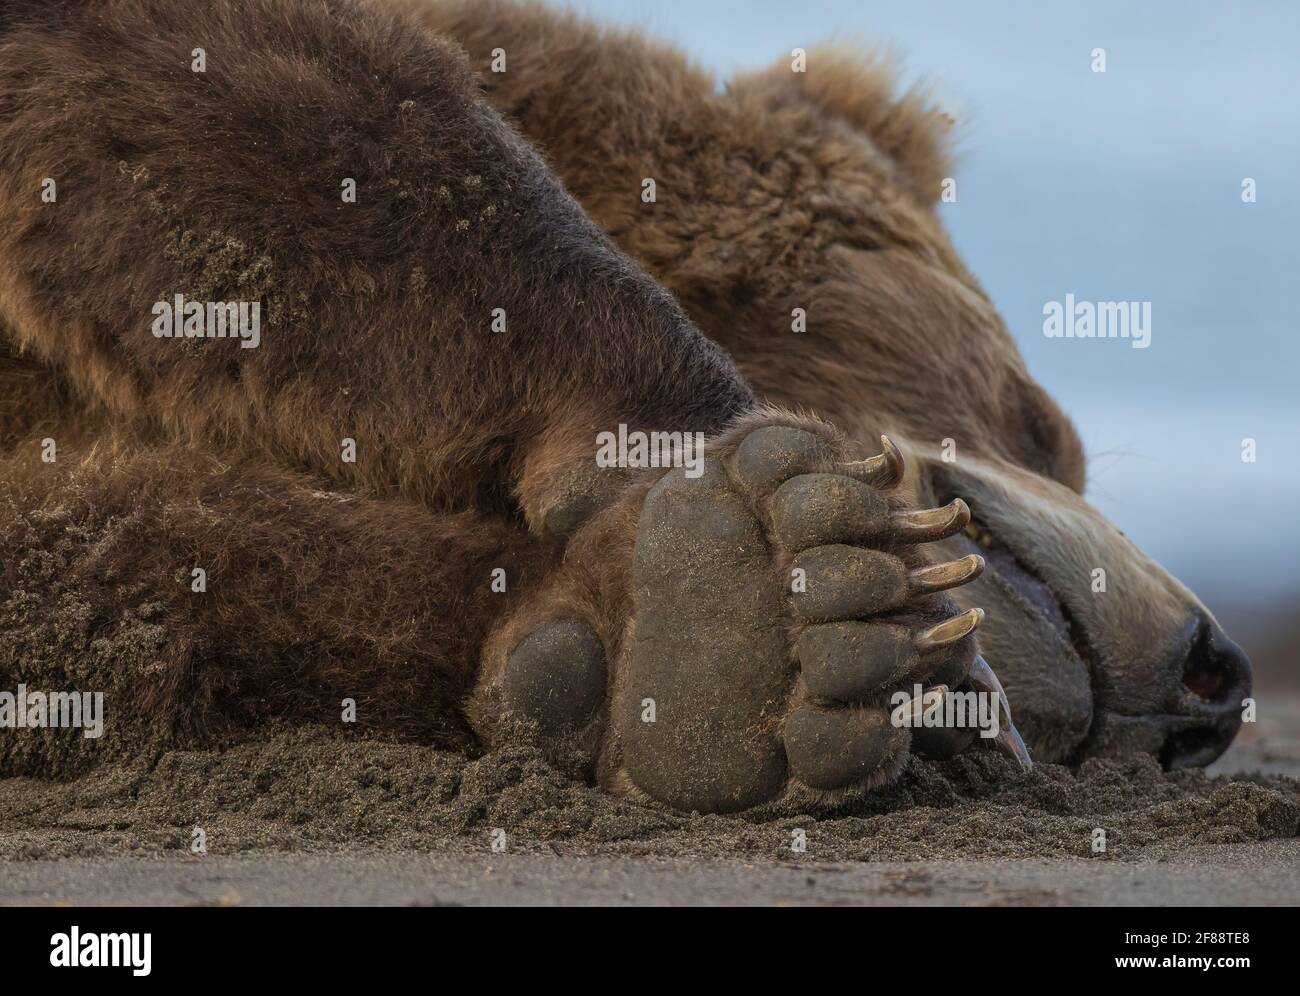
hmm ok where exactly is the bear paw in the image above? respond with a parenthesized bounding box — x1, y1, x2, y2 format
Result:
(488, 417, 1031, 814)
(608, 421, 1029, 813)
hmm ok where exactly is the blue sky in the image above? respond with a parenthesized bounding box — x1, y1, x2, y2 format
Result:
(574, 0, 1300, 609)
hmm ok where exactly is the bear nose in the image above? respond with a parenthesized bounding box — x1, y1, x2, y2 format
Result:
(1160, 615, 1253, 770)
(1182, 615, 1252, 706)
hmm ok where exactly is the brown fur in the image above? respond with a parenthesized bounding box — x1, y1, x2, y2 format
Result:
(0, 0, 752, 771)
(0, 0, 751, 516)
(0, 399, 553, 777)
(412, 0, 1085, 491)
(0, 0, 1247, 784)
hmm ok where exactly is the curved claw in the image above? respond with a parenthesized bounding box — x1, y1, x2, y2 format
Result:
(892, 497, 970, 543)
(842, 434, 904, 488)
(991, 720, 1032, 771)
(909, 553, 984, 595)
(915, 607, 984, 653)
(967, 654, 1033, 770)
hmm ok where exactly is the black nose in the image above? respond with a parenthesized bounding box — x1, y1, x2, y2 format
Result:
(1182, 617, 1252, 706)
(1160, 616, 1253, 769)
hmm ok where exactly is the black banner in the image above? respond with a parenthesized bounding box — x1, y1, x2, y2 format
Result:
(0, 909, 1281, 980)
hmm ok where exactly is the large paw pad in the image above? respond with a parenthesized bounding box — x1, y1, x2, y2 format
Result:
(615, 422, 1017, 812)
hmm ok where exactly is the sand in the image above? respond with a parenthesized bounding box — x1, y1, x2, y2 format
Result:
(3, 697, 1298, 905)
(6, 842, 1298, 906)
(3, 513, 1295, 873)
(1, 720, 1296, 865)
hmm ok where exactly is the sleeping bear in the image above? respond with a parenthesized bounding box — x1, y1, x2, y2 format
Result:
(0, 0, 1250, 812)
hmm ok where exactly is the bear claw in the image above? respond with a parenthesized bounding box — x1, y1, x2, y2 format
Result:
(915, 607, 985, 652)
(969, 654, 1034, 770)
(891, 497, 971, 542)
(842, 433, 905, 487)
(910, 553, 985, 595)
(614, 422, 1025, 812)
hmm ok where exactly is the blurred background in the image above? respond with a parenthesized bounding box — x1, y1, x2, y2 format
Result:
(575, 0, 1299, 698)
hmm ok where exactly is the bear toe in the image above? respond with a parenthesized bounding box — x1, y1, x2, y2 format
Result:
(730, 425, 836, 496)
(789, 545, 910, 621)
(504, 620, 606, 733)
(783, 704, 906, 791)
(796, 621, 917, 701)
(769, 473, 891, 549)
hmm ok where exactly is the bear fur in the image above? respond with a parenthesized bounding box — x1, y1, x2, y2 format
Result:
(0, 0, 1249, 799)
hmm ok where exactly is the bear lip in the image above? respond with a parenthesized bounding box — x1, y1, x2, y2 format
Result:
(954, 512, 1101, 684)
(952, 514, 1115, 763)
(928, 472, 1101, 686)
(966, 525, 1069, 639)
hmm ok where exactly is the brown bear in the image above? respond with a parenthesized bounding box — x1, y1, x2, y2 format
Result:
(0, 0, 1249, 812)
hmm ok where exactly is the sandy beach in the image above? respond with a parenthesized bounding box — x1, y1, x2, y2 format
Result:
(1, 688, 1296, 906)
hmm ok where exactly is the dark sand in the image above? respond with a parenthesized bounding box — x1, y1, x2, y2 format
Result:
(6, 842, 1299, 906)
(2, 702, 1298, 903)
(2, 716, 1298, 904)
(2, 717, 1296, 865)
